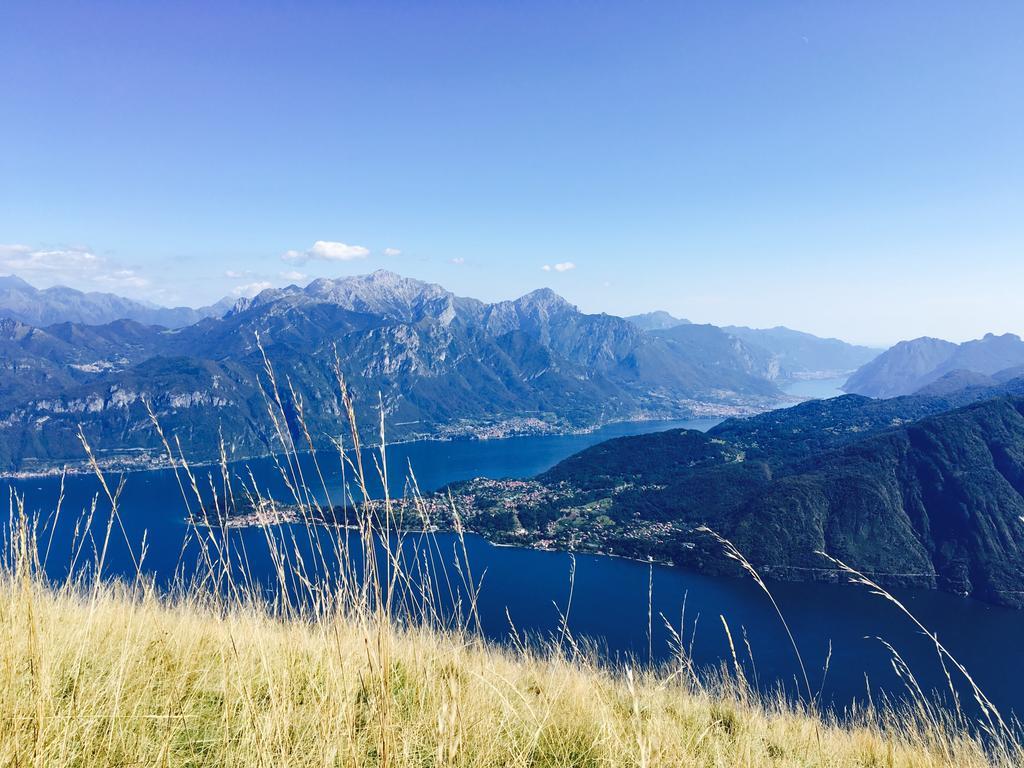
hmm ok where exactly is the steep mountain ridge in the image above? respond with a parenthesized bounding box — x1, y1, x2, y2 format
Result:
(846, 333, 1024, 397)
(649, 324, 782, 389)
(627, 310, 881, 381)
(235, 270, 478, 326)
(0, 275, 231, 328)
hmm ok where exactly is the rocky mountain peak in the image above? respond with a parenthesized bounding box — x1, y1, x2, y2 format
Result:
(0, 274, 34, 291)
(515, 287, 575, 312)
(626, 311, 690, 331)
(299, 270, 457, 323)
(979, 332, 1021, 344)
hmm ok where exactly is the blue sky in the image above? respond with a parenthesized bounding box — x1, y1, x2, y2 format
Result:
(1, 1, 1021, 345)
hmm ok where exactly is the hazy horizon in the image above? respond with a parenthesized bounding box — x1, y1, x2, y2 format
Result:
(2, 1, 1021, 347)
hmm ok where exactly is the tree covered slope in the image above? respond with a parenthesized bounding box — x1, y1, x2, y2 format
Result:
(442, 390, 1024, 607)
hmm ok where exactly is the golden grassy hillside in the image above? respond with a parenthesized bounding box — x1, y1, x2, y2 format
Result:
(1, 557, 1015, 767)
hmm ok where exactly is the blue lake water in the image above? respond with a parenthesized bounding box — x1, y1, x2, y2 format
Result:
(5, 403, 1023, 725)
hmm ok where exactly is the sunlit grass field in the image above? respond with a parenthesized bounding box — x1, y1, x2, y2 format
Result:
(3, 562, 1014, 767)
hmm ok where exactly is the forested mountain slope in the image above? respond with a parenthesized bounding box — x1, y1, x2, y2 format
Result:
(441, 389, 1024, 607)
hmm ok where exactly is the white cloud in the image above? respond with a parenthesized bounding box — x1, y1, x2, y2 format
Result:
(232, 281, 274, 297)
(449, 257, 465, 265)
(541, 261, 575, 273)
(280, 270, 307, 282)
(383, 247, 401, 257)
(0, 243, 151, 293)
(282, 240, 370, 264)
(309, 241, 369, 261)
(224, 269, 247, 279)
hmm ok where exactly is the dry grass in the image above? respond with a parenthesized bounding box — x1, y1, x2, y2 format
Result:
(1, 567, 1011, 768)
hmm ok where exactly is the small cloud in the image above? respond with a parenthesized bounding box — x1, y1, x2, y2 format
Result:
(280, 270, 306, 282)
(281, 240, 370, 264)
(541, 261, 575, 273)
(224, 269, 247, 279)
(232, 281, 274, 297)
(309, 241, 369, 261)
(449, 257, 465, 265)
(383, 247, 401, 257)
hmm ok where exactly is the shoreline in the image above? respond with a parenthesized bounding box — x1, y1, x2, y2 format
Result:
(0, 408, 745, 481)
(0, 373, 846, 481)
(190, 506, 976, 603)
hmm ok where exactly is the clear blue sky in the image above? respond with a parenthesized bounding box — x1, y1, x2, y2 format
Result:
(1, 1, 1021, 345)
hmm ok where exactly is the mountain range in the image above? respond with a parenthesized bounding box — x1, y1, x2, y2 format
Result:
(437, 378, 1024, 607)
(844, 333, 1024, 397)
(0, 270, 887, 473)
(0, 270, 810, 472)
(0, 274, 233, 328)
(626, 312, 881, 380)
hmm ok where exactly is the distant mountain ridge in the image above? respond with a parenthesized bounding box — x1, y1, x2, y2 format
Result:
(625, 311, 690, 331)
(649, 323, 783, 384)
(2, 274, 877, 386)
(629, 311, 880, 381)
(845, 333, 1024, 397)
(0, 270, 788, 471)
(722, 325, 881, 379)
(0, 275, 232, 328)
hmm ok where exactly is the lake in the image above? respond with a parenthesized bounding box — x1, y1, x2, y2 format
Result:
(5, 396, 1023, 725)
